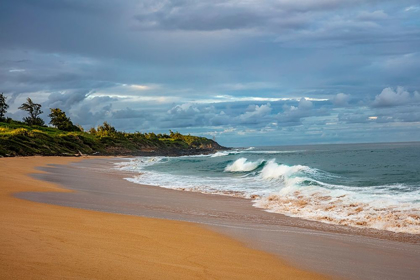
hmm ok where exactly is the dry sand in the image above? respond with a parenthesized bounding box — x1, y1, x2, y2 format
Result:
(0, 156, 327, 280)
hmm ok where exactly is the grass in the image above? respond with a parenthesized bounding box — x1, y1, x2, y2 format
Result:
(0, 121, 225, 157)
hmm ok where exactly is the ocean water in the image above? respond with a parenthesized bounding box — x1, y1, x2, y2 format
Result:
(115, 142, 420, 234)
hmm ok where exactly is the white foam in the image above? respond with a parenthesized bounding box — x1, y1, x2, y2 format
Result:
(259, 159, 311, 181)
(115, 157, 420, 234)
(115, 157, 165, 172)
(253, 186, 420, 234)
(224, 158, 264, 172)
(211, 151, 230, 157)
(241, 150, 305, 154)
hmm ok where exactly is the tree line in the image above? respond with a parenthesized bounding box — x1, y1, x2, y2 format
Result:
(0, 93, 216, 146)
(0, 93, 81, 132)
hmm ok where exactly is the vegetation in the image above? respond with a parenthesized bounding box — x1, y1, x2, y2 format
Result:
(0, 120, 224, 157)
(0, 95, 226, 157)
(18, 98, 44, 126)
(49, 108, 80, 132)
(0, 93, 8, 121)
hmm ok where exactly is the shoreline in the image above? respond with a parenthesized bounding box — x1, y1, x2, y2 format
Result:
(16, 157, 420, 280)
(117, 156, 420, 243)
(0, 156, 327, 279)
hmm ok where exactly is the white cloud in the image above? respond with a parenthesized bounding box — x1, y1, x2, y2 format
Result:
(236, 103, 272, 124)
(298, 97, 313, 109)
(130, 84, 154, 90)
(168, 103, 200, 115)
(405, 6, 420, 12)
(332, 93, 350, 106)
(372, 87, 414, 107)
(276, 98, 323, 125)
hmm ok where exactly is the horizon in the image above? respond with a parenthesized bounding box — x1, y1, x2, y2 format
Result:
(229, 140, 420, 149)
(1, 1, 419, 147)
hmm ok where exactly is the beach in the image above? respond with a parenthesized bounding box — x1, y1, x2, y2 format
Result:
(0, 156, 328, 280)
(4, 156, 420, 280)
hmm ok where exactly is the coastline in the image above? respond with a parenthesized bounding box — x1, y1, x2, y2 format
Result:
(17, 157, 420, 280)
(0, 156, 327, 280)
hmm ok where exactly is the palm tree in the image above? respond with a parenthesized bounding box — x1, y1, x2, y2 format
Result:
(18, 97, 44, 126)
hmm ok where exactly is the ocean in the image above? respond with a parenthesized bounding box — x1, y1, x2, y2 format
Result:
(115, 142, 420, 234)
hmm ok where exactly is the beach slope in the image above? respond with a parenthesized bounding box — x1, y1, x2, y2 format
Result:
(0, 157, 326, 280)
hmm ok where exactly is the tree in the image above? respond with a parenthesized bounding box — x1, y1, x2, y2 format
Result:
(95, 122, 118, 137)
(0, 93, 9, 121)
(18, 97, 44, 126)
(49, 108, 80, 131)
(89, 127, 97, 135)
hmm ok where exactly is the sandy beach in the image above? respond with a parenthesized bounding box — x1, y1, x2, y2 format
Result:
(13, 157, 420, 280)
(0, 156, 327, 280)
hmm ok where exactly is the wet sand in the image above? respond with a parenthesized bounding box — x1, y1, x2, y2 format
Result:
(0, 156, 327, 280)
(4, 157, 420, 279)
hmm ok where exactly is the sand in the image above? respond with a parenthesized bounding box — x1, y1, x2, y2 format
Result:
(0, 157, 327, 280)
(18, 157, 420, 280)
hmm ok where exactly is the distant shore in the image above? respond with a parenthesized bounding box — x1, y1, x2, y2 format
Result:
(0, 156, 326, 280)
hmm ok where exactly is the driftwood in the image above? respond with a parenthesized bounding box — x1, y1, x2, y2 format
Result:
(61, 150, 85, 157)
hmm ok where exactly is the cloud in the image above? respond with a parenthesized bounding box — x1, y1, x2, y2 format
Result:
(133, 0, 315, 32)
(338, 112, 371, 123)
(357, 10, 388, 21)
(276, 98, 326, 125)
(168, 103, 201, 116)
(405, 6, 420, 12)
(372, 86, 419, 107)
(9, 69, 26, 72)
(2, 0, 420, 146)
(45, 90, 92, 110)
(71, 102, 113, 127)
(236, 103, 272, 124)
(163, 99, 328, 129)
(332, 93, 351, 106)
(133, 0, 395, 32)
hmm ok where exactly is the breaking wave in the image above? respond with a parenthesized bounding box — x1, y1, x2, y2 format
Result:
(224, 158, 265, 172)
(211, 151, 240, 157)
(116, 156, 420, 234)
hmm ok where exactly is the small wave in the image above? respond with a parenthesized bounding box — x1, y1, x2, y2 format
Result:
(115, 157, 164, 171)
(241, 150, 306, 154)
(211, 151, 230, 157)
(211, 150, 241, 157)
(224, 158, 265, 172)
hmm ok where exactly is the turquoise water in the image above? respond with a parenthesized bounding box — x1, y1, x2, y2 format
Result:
(117, 142, 420, 234)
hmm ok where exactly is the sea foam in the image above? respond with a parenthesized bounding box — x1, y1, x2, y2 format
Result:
(224, 158, 264, 172)
(116, 155, 420, 234)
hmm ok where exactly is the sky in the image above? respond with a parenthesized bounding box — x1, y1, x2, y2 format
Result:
(1, 0, 420, 147)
